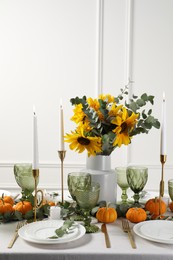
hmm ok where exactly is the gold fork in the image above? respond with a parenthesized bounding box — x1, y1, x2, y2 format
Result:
(8, 221, 26, 248)
(122, 219, 136, 249)
(101, 223, 111, 248)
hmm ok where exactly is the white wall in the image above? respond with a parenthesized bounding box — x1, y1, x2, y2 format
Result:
(0, 0, 173, 193)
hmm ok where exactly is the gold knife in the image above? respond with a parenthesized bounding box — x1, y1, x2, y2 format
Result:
(101, 223, 111, 248)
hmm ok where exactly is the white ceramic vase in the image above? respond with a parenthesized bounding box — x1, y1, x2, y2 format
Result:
(81, 155, 117, 204)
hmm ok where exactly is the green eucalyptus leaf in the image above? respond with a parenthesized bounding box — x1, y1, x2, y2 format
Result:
(131, 127, 148, 135)
(114, 97, 119, 103)
(98, 201, 107, 207)
(3, 211, 15, 222)
(142, 110, 147, 119)
(128, 102, 138, 113)
(144, 122, 152, 129)
(145, 115, 155, 124)
(141, 93, 148, 101)
(14, 210, 23, 221)
(85, 225, 99, 233)
(48, 235, 60, 239)
(91, 206, 100, 216)
(49, 220, 75, 239)
(70, 96, 87, 105)
(55, 229, 65, 237)
(148, 95, 154, 105)
(24, 210, 34, 220)
(148, 109, 152, 115)
(136, 98, 146, 107)
(63, 201, 71, 209)
(132, 94, 138, 99)
(152, 120, 160, 129)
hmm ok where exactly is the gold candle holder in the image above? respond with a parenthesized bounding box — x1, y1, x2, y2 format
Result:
(159, 154, 167, 216)
(32, 169, 43, 222)
(58, 150, 66, 204)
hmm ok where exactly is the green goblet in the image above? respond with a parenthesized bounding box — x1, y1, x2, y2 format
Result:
(116, 167, 129, 204)
(126, 166, 148, 207)
(75, 182, 100, 232)
(168, 179, 173, 201)
(67, 172, 91, 202)
(14, 163, 39, 198)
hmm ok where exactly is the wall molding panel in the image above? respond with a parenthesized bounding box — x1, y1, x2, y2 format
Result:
(96, 0, 104, 96)
(1, 0, 173, 193)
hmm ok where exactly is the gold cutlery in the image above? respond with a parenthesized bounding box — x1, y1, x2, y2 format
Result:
(101, 223, 111, 248)
(8, 221, 26, 248)
(122, 219, 136, 249)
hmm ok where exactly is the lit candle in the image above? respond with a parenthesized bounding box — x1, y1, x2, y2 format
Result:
(33, 105, 39, 169)
(160, 92, 167, 155)
(59, 99, 65, 151)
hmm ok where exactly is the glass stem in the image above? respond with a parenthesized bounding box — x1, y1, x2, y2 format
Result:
(121, 189, 128, 203)
(133, 193, 140, 204)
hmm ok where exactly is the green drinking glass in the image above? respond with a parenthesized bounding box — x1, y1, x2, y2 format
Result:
(116, 167, 129, 204)
(126, 166, 148, 207)
(75, 182, 100, 210)
(14, 163, 39, 195)
(75, 182, 100, 233)
(67, 172, 91, 202)
(168, 179, 173, 201)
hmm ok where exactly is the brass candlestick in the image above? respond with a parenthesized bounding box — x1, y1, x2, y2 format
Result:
(159, 154, 167, 216)
(58, 151, 66, 204)
(32, 169, 43, 222)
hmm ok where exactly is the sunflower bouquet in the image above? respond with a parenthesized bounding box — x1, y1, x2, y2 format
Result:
(65, 87, 160, 156)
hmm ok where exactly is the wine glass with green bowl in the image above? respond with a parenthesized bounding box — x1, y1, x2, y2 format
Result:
(14, 163, 39, 199)
(126, 166, 148, 207)
(75, 182, 100, 233)
(67, 172, 91, 202)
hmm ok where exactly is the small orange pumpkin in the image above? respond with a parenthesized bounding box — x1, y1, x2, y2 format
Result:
(0, 194, 14, 206)
(145, 197, 166, 217)
(43, 200, 56, 206)
(48, 201, 56, 206)
(0, 201, 14, 214)
(126, 207, 147, 223)
(14, 201, 33, 214)
(169, 201, 173, 212)
(96, 207, 117, 223)
(2, 196, 14, 206)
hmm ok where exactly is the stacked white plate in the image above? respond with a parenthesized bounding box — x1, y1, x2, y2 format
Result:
(133, 220, 173, 244)
(18, 220, 86, 244)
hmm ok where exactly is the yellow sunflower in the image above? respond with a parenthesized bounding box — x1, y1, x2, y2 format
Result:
(64, 127, 102, 156)
(108, 103, 123, 117)
(112, 107, 139, 147)
(99, 94, 115, 103)
(71, 104, 85, 124)
(87, 97, 100, 111)
(87, 97, 104, 120)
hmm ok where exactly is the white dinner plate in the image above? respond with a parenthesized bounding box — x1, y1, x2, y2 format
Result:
(133, 220, 173, 244)
(18, 220, 86, 244)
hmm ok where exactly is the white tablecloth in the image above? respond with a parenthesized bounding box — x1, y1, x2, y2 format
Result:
(1, 219, 173, 260)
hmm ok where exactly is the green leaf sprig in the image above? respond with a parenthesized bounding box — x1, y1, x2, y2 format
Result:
(48, 220, 75, 239)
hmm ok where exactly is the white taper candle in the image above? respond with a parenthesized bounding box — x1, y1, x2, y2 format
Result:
(160, 92, 167, 155)
(59, 100, 65, 151)
(33, 105, 39, 169)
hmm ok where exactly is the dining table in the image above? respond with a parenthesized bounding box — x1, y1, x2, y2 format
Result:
(0, 217, 173, 260)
